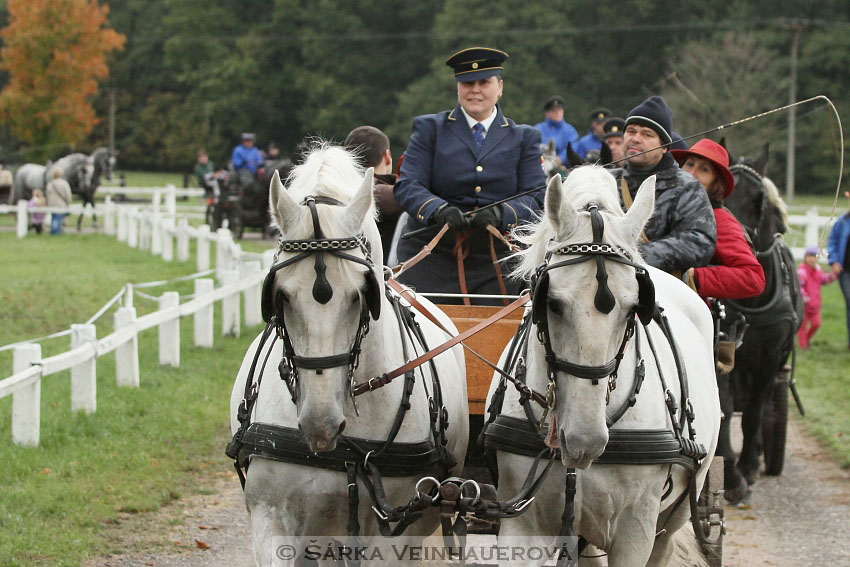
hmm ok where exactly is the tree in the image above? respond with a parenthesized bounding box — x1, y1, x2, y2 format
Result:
(0, 0, 125, 160)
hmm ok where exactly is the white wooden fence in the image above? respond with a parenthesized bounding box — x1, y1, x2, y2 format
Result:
(0, 265, 271, 447)
(1, 184, 279, 447)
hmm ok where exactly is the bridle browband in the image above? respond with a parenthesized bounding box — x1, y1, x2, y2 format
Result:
(530, 204, 655, 390)
(261, 195, 382, 405)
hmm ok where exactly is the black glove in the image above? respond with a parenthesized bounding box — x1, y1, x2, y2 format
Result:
(432, 205, 469, 230)
(470, 206, 502, 230)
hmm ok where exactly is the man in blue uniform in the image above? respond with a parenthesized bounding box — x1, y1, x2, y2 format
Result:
(574, 108, 612, 160)
(394, 46, 546, 303)
(534, 96, 578, 165)
(231, 133, 265, 190)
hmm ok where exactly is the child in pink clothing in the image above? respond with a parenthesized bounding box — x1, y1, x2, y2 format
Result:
(797, 245, 837, 348)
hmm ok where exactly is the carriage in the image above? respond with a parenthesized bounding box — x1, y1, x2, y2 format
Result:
(227, 148, 738, 566)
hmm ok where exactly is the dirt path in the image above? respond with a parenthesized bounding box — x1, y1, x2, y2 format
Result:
(87, 416, 850, 566)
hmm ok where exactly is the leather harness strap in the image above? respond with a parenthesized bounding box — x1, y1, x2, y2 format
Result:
(392, 224, 450, 277)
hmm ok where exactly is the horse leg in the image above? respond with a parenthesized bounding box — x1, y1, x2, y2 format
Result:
(737, 373, 771, 485)
(605, 511, 656, 566)
(716, 372, 748, 503)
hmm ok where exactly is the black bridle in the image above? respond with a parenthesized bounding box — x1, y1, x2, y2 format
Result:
(529, 204, 655, 397)
(261, 195, 381, 405)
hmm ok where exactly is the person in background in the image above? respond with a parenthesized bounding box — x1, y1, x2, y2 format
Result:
(574, 107, 612, 160)
(45, 169, 72, 235)
(797, 245, 837, 349)
(394, 46, 545, 302)
(827, 191, 850, 349)
(533, 96, 578, 165)
(616, 95, 716, 274)
(28, 188, 46, 234)
(194, 150, 215, 194)
(0, 160, 12, 204)
(231, 133, 265, 189)
(344, 125, 401, 264)
(602, 117, 626, 163)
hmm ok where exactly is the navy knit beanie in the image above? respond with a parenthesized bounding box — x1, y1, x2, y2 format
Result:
(625, 96, 673, 144)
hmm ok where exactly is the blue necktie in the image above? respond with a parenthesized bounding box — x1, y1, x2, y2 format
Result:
(472, 123, 485, 151)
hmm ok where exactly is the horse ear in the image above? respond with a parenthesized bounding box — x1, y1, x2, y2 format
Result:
(754, 143, 770, 175)
(623, 175, 656, 244)
(599, 141, 612, 165)
(566, 142, 583, 168)
(545, 173, 577, 236)
(547, 139, 556, 153)
(269, 169, 299, 230)
(345, 167, 374, 229)
(718, 137, 727, 150)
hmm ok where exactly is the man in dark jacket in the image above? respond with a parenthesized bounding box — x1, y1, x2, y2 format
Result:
(616, 96, 716, 274)
(344, 125, 402, 264)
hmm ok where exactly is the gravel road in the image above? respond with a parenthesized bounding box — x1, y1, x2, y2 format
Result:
(86, 416, 850, 567)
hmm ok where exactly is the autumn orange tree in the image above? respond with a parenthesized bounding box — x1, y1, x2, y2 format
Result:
(0, 0, 125, 159)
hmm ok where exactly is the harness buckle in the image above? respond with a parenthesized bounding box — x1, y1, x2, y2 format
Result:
(371, 506, 390, 521)
(514, 496, 536, 512)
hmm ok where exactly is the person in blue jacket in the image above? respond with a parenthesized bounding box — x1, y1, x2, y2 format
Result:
(394, 46, 546, 302)
(534, 96, 578, 165)
(827, 191, 850, 348)
(231, 133, 265, 190)
(574, 108, 612, 160)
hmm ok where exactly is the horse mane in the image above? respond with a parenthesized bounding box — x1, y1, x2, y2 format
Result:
(511, 165, 642, 280)
(762, 176, 788, 227)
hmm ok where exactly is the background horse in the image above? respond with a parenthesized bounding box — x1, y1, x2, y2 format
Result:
(229, 146, 468, 565)
(486, 169, 719, 566)
(721, 144, 802, 501)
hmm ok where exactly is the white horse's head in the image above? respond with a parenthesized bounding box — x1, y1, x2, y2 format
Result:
(267, 146, 382, 452)
(516, 166, 656, 468)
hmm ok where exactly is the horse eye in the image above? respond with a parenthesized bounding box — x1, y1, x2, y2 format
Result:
(351, 291, 360, 305)
(277, 290, 290, 304)
(547, 298, 563, 317)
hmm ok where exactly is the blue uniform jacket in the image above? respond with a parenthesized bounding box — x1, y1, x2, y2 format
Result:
(574, 131, 603, 160)
(534, 118, 579, 164)
(395, 104, 546, 232)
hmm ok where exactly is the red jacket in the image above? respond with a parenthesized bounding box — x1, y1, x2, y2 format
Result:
(797, 262, 836, 312)
(693, 207, 765, 299)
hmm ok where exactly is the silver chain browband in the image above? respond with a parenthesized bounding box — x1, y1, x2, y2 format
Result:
(278, 234, 368, 253)
(551, 243, 634, 260)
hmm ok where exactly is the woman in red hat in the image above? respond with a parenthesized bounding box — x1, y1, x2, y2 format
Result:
(671, 139, 765, 301)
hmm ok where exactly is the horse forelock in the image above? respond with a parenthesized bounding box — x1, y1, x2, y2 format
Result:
(512, 165, 637, 280)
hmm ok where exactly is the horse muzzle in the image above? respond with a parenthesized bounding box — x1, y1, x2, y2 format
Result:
(298, 418, 346, 453)
(558, 427, 608, 470)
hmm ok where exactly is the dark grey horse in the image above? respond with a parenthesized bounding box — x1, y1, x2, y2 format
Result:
(719, 143, 803, 503)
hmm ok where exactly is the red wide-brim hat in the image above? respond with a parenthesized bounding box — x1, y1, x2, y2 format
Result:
(671, 138, 735, 199)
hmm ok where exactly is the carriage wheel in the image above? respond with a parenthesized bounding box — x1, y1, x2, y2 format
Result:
(696, 456, 725, 567)
(761, 372, 789, 476)
(205, 203, 216, 227)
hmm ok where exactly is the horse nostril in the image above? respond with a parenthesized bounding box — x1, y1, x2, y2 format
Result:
(337, 420, 346, 435)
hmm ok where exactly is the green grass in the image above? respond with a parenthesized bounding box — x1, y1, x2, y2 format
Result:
(792, 277, 850, 468)
(0, 233, 262, 566)
(118, 170, 189, 188)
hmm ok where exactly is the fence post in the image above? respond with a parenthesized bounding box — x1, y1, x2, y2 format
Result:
(104, 196, 116, 236)
(158, 291, 180, 367)
(117, 205, 128, 242)
(215, 228, 233, 279)
(127, 207, 139, 248)
(161, 217, 175, 262)
(17, 200, 28, 238)
(151, 212, 162, 255)
(242, 261, 263, 327)
(12, 343, 41, 446)
(177, 217, 190, 262)
(70, 324, 97, 414)
(114, 306, 140, 387)
(194, 278, 214, 348)
(166, 184, 177, 217)
(139, 212, 150, 251)
(197, 224, 211, 272)
(805, 207, 819, 248)
(221, 269, 241, 337)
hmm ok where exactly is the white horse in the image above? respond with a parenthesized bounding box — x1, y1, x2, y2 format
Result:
(485, 167, 720, 566)
(229, 146, 468, 566)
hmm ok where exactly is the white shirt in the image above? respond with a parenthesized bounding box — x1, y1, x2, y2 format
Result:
(460, 106, 498, 138)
